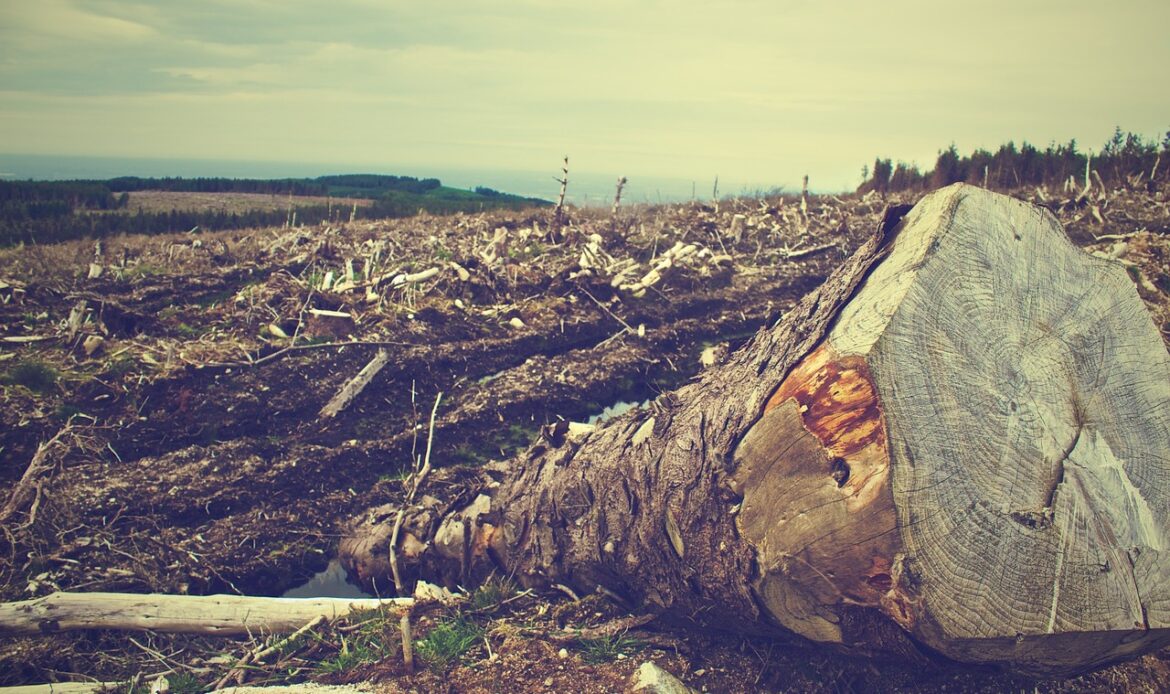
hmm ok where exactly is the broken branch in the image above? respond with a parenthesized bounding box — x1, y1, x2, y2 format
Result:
(319, 349, 391, 419)
(0, 592, 412, 637)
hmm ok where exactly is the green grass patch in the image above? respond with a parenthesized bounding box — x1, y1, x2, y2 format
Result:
(54, 402, 85, 423)
(175, 322, 203, 338)
(469, 576, 520, 612)
(107, 354, 138, 378)
(432, 240, 454, 261)
(120, 671, 205, 694)
(3, 360, 59, 393)
(377, 467, 412, 484)
(510, 241, 547, 262)
(314, 607, 400, 676)
(127, 263, 167, 278)
(317, 635, 382, 675)
(577, 633, 643, 664)
(417, 616, 483, 669)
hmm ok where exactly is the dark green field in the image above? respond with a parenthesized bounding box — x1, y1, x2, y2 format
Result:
(0, 173, 550, 246)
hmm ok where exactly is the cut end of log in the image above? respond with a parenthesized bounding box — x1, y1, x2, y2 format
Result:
(734, 183, 1170, 675)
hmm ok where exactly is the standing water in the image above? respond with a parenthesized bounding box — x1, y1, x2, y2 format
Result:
(587, 399, 651, 425)
(281, 559, 374, 599)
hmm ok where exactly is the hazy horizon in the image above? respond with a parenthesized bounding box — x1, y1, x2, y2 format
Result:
(2, 1, 1168, 193)
(0, 152, 770, 205)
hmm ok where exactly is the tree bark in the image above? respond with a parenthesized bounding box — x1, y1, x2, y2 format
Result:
(343, 184, 1170, 676)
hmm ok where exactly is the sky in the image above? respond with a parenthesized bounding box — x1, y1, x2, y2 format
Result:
(1, 0, 1168, 193)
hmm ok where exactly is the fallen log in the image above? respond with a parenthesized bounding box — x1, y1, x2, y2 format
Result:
(0, 683, 374, 694)
(0, 684, 118, 694)
(344, 184, 1170, 677)
(0, 592, 411, 637)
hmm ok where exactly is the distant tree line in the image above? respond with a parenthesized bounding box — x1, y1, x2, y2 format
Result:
(97, 174, 443, 198)
(0, 175, 549, 247)
(102, 176, 325, 196)
(0, 180, 128, 217)
(0, 205, 338, 247)
(315, 174, 442, 196)
(859, 127, 1170, 196)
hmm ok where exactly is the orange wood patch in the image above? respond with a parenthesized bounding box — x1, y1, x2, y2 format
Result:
(751, 341, 918, 626)
(766, 342, 887, 459)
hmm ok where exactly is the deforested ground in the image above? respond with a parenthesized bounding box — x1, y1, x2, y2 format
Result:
(2, 184, 1169, 692)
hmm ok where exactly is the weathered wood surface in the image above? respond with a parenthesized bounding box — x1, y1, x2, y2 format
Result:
(733, 184, 1170, 673)
(354, 184, 1170, 676)
(0, 684, 118, 694)
(0, 592, 411, 636)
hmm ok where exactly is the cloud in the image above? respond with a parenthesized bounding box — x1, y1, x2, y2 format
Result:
(1, 0, 1168, 190)
(1, 0, 156, 43)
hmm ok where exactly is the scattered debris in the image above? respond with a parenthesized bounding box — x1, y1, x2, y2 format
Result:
(0, 183, 1166, 692)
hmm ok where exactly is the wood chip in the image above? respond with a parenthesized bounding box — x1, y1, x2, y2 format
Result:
(82, 335, 104, 356)
(632, 417, 655, 447)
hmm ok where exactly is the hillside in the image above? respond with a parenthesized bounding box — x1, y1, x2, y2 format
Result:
(0, 174, 550, 247)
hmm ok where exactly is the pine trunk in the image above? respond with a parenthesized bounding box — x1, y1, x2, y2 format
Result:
(343, 184, 1170, 677)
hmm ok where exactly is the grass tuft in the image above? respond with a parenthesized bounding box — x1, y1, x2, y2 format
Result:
(469, 575, 519, 612)
(417, 616, 483, 669)
(577, 633, 642, 664)
(121, 671, 205, 694)
(314, 607, 399, 675)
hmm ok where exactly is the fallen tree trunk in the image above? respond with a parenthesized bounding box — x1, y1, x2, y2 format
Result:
(342, 183, 1170, 677)
(0, 592, 411, 637)
(0, 684, 118, 694)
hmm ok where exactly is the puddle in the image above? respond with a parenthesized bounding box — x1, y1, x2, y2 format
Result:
(587, 399, 651, 425)
(281, 559, 374, 599)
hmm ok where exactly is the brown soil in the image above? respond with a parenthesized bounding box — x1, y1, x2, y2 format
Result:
(1, 183, 1168, 692)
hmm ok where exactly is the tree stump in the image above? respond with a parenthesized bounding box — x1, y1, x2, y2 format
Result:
(348, 183, 1170, 676)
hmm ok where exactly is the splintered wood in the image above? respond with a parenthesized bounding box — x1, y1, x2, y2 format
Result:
(732, 343, 903, 644)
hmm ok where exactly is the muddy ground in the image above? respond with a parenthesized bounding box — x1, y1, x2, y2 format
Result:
(1, 184, 1169, 692)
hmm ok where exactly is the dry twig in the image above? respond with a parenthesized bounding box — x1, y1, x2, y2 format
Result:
(1, 426, 73, 527)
